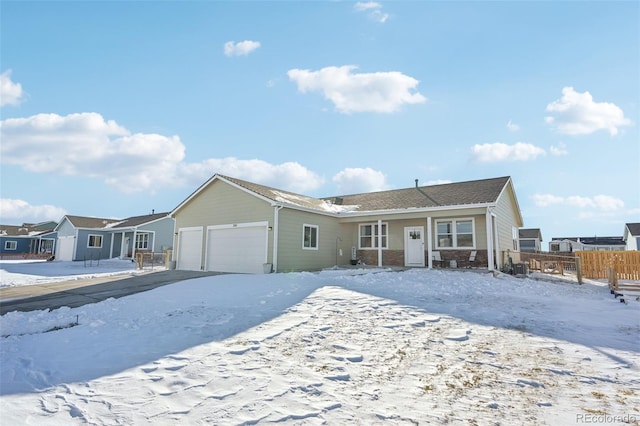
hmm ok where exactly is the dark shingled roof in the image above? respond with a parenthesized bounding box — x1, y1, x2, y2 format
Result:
(65, 215, 121, 229)
(519, 228, 542, 239)
(324, 176, 511, 211)
(220, 175, 511, 213)
(110, 212, 170, 229)
(626, 223, 640, 236)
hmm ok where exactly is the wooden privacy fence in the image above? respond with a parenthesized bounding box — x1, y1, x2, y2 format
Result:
(575, 251, 640, 280)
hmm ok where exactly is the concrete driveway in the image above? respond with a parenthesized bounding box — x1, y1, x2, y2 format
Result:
(0, 270, 223, 315)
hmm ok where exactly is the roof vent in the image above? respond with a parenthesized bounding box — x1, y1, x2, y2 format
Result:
(415, 179, 419, 188)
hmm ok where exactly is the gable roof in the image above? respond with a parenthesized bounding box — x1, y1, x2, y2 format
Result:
(62, 215, 121, 229)
(1, 222, 57, 237)
(173, 174, 515, 218)
(109, 212, 170, 229)
(625, 223, 640, 237)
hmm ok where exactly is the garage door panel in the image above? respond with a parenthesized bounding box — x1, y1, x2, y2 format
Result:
(177, 228, 203, 271)
(206, 225, 267, 273)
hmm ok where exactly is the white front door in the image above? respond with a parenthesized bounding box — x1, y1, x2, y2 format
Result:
(404, 226, 425, 267)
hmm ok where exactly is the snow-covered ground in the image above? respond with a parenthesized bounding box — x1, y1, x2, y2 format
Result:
(1, 262, 638, 425)
(0, 258, 158, 288)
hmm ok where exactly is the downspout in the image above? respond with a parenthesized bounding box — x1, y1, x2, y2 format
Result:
(492, 212, 500, 269)
(273, 205, 283, 272)
(426, 216, 433, 268)
(486, 208, 494, 271)
(377, 219, 383, 267)
(109, 234, 114, 259)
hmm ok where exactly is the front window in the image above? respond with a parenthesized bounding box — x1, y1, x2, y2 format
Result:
(303, 224, 318, 250)
(88, 235, 103, 248)
(136, 233, 149, 250)
(359, 223, 388, 249)
(4, 241, 17, 250)
(436, 219, 475, 249)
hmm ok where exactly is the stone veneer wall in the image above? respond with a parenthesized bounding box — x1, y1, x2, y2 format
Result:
(355, 249, 488, 268)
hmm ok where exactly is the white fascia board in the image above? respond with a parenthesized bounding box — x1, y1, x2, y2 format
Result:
(335, 202, 497, 218)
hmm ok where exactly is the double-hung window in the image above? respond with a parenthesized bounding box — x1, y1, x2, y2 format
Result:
(4, 241, 17, 250)
(136, 233, 149, 250)
(88, 234, 103, 248)
(359, 223, 388, 249)
(303, 224, 318, 250)
(436, 219, 474, 248)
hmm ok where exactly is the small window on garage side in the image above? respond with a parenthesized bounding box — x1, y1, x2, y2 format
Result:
(303, 224, 318, 250)
(88, 234, 103, 248)
(4, 241, 17, 250)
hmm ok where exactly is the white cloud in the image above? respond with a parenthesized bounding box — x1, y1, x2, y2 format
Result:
(0, 199, 67, 223)
(287, 65, 426, 114)
(549, 142, 568, 156)
(531, 194, 564, 207)
(1, 113, 330, 195)
(0, 112, 184, 193)
(224, 40, 261, 57)
(423, 179, 452, 186)
(532, 193, 624, 211)
(545, 87, 631, 136)
(506, 120, 520, 132)
(332, 167, 390, 194)
(471, 142, 546, 162)
(0, 70, 25, 107)
(179, 158, 325, 194)
(354, 2, 389, 23)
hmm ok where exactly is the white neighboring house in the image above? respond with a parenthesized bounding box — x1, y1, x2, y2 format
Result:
(549, 236, 626, 253)
(623, 223, 640, 251)
(518, 228, 542, 252)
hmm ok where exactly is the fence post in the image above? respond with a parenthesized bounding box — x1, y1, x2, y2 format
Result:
(575, 256, 582, 284)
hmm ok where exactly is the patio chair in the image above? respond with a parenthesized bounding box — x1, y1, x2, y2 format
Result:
(432, 251, 445, 268)
(467, 250, 477, 268)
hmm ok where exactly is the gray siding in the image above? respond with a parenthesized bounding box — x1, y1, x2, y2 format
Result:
(75, 230, 113, 261)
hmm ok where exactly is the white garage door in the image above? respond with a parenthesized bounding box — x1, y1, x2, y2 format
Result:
(56, 236, 75, 261)
(177, 227, 203, 271)
(206, 223, 268, 273)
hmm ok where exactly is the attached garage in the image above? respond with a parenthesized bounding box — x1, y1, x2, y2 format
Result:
(206, 222, 268, 273)
(56, 236, 75, 261)
(177, 227, 203, 271)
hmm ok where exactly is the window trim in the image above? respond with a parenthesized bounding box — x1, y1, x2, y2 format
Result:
(302, 224, 319, 250)
(4, 240, 17, 251)
(87, 234, 103, 248)
(435, 218, 475, 249)
(135, 233, 150, 250)
(358, 222, 389, 250)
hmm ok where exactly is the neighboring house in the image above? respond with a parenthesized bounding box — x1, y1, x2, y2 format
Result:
(519, 228, 543, 252)
(623, 223, 640, 251)
(0, 222, 57, 258)
(170, 174, 524, 273)
(549, 236, 626, 253)
(54, 213, 174, 261)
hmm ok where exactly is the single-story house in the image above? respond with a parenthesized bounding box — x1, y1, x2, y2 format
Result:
(0, 222, 57, 258)
(54, 212, 174, 261)
(549, 236, 626, 253)
(623, 223, 640, 251)
(519, 228, 543, 252)
(170, 174, 524, 273)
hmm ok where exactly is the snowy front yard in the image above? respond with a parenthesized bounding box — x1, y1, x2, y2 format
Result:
(1, 262, 638, 425)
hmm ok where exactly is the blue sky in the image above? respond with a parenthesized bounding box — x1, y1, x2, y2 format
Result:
(1, 1, 638, 243)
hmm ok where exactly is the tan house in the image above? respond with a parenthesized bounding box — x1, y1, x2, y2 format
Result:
(169, 174, 524, 273)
